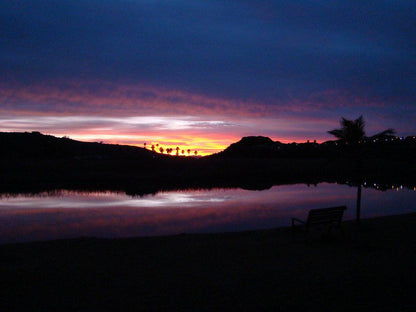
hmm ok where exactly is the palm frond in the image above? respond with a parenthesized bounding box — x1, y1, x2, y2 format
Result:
(341, 118, 354, 131)
(370, 128, 396, 140)
(328, 115, 395, 145)
(327, 129, 345, 140)
(355, 115, 365, 130)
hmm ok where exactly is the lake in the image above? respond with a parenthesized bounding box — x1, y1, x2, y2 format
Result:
(0, 182, 414, 244)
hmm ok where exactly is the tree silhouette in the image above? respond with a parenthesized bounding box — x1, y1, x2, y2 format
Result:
(159, 147, 164, 154)
(328, 115, 395, 146)
(176, 147, 180, 156)
(328, 116, 365, 146)
(187, 149, 191, 156)
(328, 115, 395, 223)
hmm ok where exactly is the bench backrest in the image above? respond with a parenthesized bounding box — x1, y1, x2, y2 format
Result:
(307, 206, 347, 227)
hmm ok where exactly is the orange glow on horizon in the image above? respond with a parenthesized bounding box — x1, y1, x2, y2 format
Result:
(67, 133, 232, 156)
(67, 133, 326, 156)
(0, 114, 330, 155)
(0, 117, 329, 156)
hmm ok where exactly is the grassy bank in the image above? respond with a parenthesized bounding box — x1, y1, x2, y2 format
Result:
(1, 213, 415, 311)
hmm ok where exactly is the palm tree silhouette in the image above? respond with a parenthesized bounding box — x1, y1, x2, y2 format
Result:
(328, 116, 395, 146)
(328, 116, 365, 146)
(328, 116, 395, 223)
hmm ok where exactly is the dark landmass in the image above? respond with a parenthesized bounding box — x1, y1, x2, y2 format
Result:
(1, 213, 415, 311)
(216, 134, 416, 160)
(1, 131, 415, 195)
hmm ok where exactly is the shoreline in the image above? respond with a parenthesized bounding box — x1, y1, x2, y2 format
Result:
(0, 211, 414, 247)
(1, 212, 415, 310)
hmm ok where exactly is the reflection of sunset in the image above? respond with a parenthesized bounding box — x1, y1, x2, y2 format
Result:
(1, 184, 414, 244)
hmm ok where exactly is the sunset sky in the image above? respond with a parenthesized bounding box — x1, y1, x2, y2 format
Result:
(1, 1, 415, 155)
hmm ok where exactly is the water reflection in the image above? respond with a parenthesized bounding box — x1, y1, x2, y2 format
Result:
(0, 183, 414, 244)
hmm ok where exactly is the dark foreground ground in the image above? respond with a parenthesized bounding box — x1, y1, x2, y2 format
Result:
(1, 213, 416, 311)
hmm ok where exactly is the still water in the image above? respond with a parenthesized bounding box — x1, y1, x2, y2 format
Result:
(0, 183, 414, 244)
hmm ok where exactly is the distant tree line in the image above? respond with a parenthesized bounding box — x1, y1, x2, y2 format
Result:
(144, 142, 198, 156)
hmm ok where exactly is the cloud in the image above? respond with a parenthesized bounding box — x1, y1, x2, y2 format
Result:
(0, 80, 271, 117)
(1, 0, 415, 104)
(1, 78, 403, 118)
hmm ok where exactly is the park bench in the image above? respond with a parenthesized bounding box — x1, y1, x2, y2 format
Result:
(292, 205, 347, 238)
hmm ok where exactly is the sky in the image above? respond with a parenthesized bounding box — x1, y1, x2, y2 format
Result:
(1, 0, 415, 155)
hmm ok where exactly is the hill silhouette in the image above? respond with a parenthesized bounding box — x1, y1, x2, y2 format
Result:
(215, 136, 281, 157)
(213, 134, 416, 160)
(0, 131, 156, 160)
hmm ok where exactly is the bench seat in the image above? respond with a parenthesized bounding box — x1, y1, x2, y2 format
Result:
(292, 205, 347, 237)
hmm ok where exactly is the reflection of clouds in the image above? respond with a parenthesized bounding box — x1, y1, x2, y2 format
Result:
(1, 190, 233, 209)
(149, 193, 227, 207)
(0, 183, 356, 211)
(1, 192, 125, 209)
(0, 184, 414, 243)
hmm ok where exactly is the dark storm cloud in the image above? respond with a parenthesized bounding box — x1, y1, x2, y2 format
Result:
(1, 0, 415, 105)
